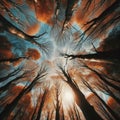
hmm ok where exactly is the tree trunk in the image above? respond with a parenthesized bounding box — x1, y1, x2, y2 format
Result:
(68, 81, 103, 120)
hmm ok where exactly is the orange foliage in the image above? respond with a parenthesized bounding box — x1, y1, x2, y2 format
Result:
(3, 0, 12, 8)
(85, 60, 105, 70)
(107, 96, 120, 115)
(74, 0, 115, 29)
(87, 93, 94, 101)
(1, 85, 24, 105)
(34, 0, 55, 24)
(26, 0, 35, 10)
(15, 0, 24, 5)
(20, 93, 31, 105)
(26, 48, 41, 60)
(25, 23, 40, 35)
(107, 97, 114, 105)
(18, 93, 34, 119)
(0, 49, 13, 59)
(13, 58, 23, 66)
(5, 85, 34, 119)
(10, 85, 24, 96)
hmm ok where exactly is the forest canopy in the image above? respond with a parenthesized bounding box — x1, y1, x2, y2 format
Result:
(0, 0, 120, 120)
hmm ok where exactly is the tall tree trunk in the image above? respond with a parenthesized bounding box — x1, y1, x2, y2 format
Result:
(59, 67, 103, 120)
(68, 82, 103, 120)
(36, 90, 48, 120)
(82, 78, 120, 120)
(0, 68, 46, 119)
(64, 49, 120, 61)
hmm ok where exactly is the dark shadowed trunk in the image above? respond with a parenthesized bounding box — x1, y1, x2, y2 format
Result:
(81, 78, 120, 120)
(31, 93, 42, 120)
(0, 71, 27, 93)
(62, 0, 78, 32)
(59, 67, 103, 120)
(0, 68, 46, 119)
(36, 90, 48, 120)
(0, 14, 47, 50)
(0, 56, 28, 63)
(0, 67, 22, 82)
(12, 107, 22, 120)
(81, 0, 120, 40)
(73, 104, 81, 120)
(55, 86, 60, 120)
(85, 66, 120, 92)
(63, 49, 120, 61)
